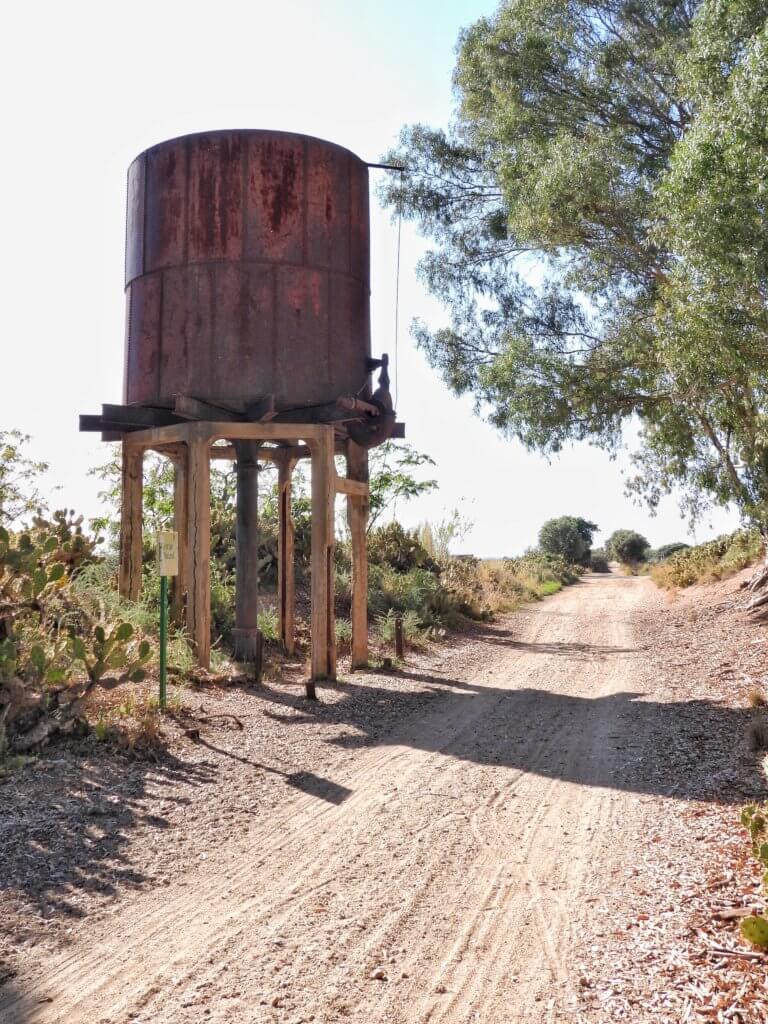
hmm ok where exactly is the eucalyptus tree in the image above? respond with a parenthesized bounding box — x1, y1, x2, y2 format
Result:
(383, 1, 768, 584)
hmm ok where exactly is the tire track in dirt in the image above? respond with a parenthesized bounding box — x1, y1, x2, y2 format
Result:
(1, 573, 652, 1024)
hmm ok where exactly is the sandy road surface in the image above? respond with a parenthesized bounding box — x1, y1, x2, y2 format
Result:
(1, 573, 657, 1024)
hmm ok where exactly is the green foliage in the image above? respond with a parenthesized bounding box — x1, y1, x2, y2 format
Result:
(376, 609, 426, 646)
(589, 550, 611, 573)
(0, 430, 49, 525)
(67, 621, 151, 684)
(652, 528, 761, 588)
(367, 442, 438, 531)
(507, 551, 581, 588)
(335, 618, 353, 649)
(538, 517, 597, 567)
(368, 521, 438, 574)
(383, 1, 768, 534)
(606, 530, 651, 565)
(648, 543, 690, 564)
(418, 508, 474, 562)
(739, 804, 768, 947)
(538, 580, 562, 596)
(0, 515, 155, 754)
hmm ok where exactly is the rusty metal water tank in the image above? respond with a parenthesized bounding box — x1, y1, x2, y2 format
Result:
(123, 130, 371, 410)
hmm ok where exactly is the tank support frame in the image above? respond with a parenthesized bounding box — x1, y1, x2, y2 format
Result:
(116, 421, 369, 698)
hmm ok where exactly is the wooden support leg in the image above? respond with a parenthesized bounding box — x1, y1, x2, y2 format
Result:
(346, 440, 369, 670)
(233, 441, 263, 665)
(277, 454, 297, 656)
(170, 450, 189, 627)
(186, 437, 211, 669)
(118, 444, 143, 601)
(309, 426, 336, 695)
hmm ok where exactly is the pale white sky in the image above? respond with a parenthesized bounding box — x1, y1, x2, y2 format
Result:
(1, 0, 738, 556)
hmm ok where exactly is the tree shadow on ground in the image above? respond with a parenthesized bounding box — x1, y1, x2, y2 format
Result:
(256, 663, 765, 806)
(0, 748, 215, 934)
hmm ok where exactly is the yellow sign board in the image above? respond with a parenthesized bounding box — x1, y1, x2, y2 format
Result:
(156, 531, 179, 577)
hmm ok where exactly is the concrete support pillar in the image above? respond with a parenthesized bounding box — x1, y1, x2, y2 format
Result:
(233, 441, 263, 664)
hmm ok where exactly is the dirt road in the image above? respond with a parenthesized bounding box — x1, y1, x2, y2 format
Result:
(2, 573, 663, 1023)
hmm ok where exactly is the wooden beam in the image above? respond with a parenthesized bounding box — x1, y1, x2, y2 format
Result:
(277, 454, 298, 656)
(209, 443, 311, 463)
(186, 438, 211, 669)
(125, 421, 325, 446)
(174, 395, 244, 422)
(245, 395, 277, 422)
(346, 440, 369, 670)
(334, 474, 368, 498)
(118, 446, 143, 602)
(309, 426, 336, 692)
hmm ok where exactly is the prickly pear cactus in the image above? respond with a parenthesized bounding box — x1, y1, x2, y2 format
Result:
(741, 915, 768, 949)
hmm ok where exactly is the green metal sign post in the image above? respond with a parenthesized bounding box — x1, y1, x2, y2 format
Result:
(156, 531, 178, 711)
(159, 574, 168, 709)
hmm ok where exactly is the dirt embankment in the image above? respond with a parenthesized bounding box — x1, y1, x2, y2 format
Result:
(1, 570, 766, 1023)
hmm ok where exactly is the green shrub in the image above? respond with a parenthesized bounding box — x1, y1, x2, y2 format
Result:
(335, 618, 353, 649)
(606, 529, 650, 565)
(368, 521, 438, 573)
(376, 609, 426, 646)
(648, 542, 690, 564)
(538, 516, 597, 566)
(589, 550, 610, 572)
(652, 529, 762, 589)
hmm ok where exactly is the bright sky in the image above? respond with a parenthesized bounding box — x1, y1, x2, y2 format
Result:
(2, 0, 738, 556)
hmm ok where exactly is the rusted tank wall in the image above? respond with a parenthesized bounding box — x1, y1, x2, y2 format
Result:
(123, 130, 371, 409)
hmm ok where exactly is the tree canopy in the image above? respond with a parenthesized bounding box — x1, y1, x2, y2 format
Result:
(538, 515, 598, 566)
(383, 0, 768, 531)
(606, 529, 651, 564)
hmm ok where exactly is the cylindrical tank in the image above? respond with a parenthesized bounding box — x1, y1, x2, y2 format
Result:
(123, 130, 371, 409)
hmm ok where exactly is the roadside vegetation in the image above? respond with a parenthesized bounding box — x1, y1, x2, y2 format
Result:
(651, 529, 762, 590)
(383, 0, 768, 604)
(0, 432, 591, 760)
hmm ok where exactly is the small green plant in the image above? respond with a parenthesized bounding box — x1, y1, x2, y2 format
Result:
(335, 618, 353, 647)
(376, 608, 425, 646)
(739, 805, 768, 948)
(538, 580, 562, 596)
(67, 622, 151, 684)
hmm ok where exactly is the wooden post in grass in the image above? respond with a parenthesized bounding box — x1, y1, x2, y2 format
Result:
(394, 616, 404, 659)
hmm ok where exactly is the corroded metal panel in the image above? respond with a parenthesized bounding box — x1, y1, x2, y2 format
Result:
(188, 132, 243, 263)
(124, 154, 145, 285)
(244, 133, 305, 263)
(122, 130, 371, 410)
(144, 138, 188, 273)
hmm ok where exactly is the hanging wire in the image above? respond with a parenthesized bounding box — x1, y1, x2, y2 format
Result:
(394, 196, 403, 409)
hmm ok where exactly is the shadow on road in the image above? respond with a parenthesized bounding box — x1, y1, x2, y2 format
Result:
(0, 751, 214, 940)
(254, 669, 765, 807)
